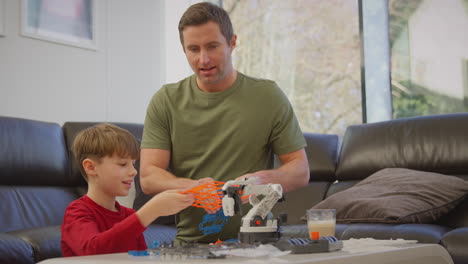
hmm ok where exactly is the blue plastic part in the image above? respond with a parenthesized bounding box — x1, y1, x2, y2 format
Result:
(198, 210, 229, 235)
(128, 250, 150, 256)
(320, 236, 338, 242)
(149, 240, 160, 249)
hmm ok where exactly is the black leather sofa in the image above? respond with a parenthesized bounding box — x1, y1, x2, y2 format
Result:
(1, 113, 467, 263)
(276, 112, 468, 264)
(0, 117, 174, 264)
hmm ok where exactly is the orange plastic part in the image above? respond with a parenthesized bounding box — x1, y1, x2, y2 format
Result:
(310, 231, 320, 240)
(180, 181, 225, 211)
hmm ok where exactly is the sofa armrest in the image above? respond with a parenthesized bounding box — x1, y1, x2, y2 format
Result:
(0, 233, 35, 264)
(441, 227, 468, 264)
(9, 225, 62, 262)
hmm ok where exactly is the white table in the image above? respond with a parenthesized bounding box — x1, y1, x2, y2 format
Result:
(38, 242, 454, 264)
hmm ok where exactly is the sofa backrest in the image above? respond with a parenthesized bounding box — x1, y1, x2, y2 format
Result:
(332, 113, 468, 228)
(272, 132, 340, 224)
(62, 122, 144, 186)
(0, 116, 79, 232)
(62, 122, 145, 208)
(304, 132, 340, 182)
(336, 113, 468, 181)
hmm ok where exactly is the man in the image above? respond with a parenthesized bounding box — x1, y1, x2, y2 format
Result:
(140, 2, 309, 244)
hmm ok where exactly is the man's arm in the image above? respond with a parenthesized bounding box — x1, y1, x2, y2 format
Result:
(238, 148, 309, 193)
(140, 148, 197, 195)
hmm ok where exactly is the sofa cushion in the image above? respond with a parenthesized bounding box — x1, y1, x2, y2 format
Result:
(0, 186, 80, 232)
(312, 168, 468, 224)
(437, 194, 468, 228)
(338, 223, 451, 243)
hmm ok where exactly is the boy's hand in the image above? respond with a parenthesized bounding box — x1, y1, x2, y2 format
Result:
(150, 189, 195, 216)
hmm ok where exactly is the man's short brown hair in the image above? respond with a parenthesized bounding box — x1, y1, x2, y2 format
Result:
(178, 2, 234, 48)
(72, 123, 139, 180)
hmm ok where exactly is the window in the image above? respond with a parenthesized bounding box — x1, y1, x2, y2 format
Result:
(223, 0, 362, 135)
(389, 0, 468, 118)
(464, 59, 468, 106)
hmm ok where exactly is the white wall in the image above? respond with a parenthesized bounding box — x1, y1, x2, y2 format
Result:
(0, 0, 169, 208)
(0, 0, 200, 207)
(0, 0, 165, 125)
(163, 0, 194, 84)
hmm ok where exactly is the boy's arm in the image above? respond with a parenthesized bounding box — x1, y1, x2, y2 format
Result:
(139, 148, 198, 194)
(62, 206, 145, 256)
(135, 189, 195, 226)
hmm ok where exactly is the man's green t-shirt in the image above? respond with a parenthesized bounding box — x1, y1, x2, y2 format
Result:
(141, 72, 306, 243)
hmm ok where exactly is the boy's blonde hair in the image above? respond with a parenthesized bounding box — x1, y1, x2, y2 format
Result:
(72, 123, 140, 181)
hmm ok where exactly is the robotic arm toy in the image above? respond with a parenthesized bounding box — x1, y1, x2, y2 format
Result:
(221, 178, 284, 244)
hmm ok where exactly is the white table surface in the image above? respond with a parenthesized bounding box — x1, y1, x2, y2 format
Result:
(38, 242, 454, 264)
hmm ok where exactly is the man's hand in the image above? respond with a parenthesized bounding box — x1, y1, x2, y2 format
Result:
(235, 149, 309, 193)
(236, 172, 267, 184)
(233, 173, 264, 204)
(197, 177, 215, 186)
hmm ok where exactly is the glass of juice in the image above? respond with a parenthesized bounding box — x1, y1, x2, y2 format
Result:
(306, 209, 336, 239)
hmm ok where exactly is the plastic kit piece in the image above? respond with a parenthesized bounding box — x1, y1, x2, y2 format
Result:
(128, 250, 150, 256)
(274, 236, 343, 254)
(180, 181, 225, 211)
(198, 210, 229, 235)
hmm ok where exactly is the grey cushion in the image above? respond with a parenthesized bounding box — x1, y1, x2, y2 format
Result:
(312, 168, 468, 224)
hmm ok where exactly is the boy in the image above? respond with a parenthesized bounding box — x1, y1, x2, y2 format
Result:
(61, 123, 194, 256)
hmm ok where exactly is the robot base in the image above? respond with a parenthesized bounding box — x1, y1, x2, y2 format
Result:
(238, 231, 280, 244)
(274, 237, 343, 254)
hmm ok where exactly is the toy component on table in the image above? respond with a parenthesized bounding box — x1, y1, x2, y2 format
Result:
(221, 178, 343, 253)
(221, 177, 284, 244)
(139, 179, 343, 259)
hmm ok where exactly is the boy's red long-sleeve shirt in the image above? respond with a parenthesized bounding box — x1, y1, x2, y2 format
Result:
(61, 195, 147, 256)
